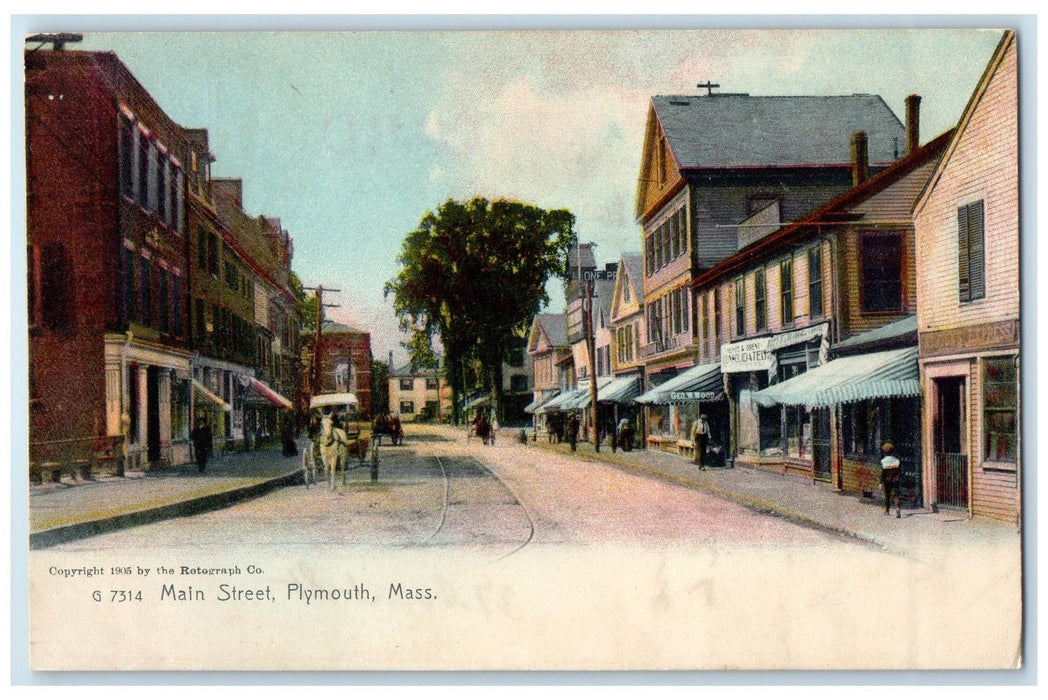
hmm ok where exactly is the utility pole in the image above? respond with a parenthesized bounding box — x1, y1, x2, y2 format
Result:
(584, 273, 600, 453)
(304, 284, 341, 397)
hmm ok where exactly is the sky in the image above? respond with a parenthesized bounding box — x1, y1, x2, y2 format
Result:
(54, 24, 1008, 367)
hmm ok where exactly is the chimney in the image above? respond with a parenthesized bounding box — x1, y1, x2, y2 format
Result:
(388, 350, 393, 369)
(906, 94, 921, 155)
(850, 131, 869, 187)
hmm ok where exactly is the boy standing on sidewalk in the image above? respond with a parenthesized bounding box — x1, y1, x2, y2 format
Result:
(880, 442, 901, 517)
(692, 414, 711, 470)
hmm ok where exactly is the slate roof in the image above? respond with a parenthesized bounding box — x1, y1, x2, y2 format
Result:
(653, 94, 905, 169)
(532, 313, 568, 347)
(620, 253, 644, 291)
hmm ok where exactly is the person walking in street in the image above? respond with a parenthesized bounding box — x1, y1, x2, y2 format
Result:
(617, 417, 632, 452)
(880, 441, 901, 517)
(191, 417, 213, 473)
(567, 412, 580, 452)
(692, 414, 711, 470)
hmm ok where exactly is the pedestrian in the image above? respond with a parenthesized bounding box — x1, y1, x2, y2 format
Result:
(281, 415, 298, 457)
(880, 441, 901, 517)
(692, 413, 711, 470)
(617, 417, 631, 452)
(191, 417, 213, 473)
(567, 412, 580, 452)
(391, 414, 402, 446)
(490, 415, 499, 445)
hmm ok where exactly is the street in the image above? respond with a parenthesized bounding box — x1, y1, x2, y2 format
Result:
(47, 424, 860, 557)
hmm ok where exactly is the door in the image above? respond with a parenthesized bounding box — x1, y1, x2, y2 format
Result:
(934, 377, 967, 508)
(146, 366, 161, 463)
(812, 408, 832, 481)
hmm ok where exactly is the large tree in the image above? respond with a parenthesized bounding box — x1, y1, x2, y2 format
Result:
(385, 197, 575, 424)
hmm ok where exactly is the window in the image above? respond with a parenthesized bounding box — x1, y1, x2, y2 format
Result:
(958, 200, 986, 302)
(754, 268, 767, 331)
(860, 234, 903, 312)
(701, 292, 709, 353)
(808, 245, 823, 318)
(172, 275, 182, 337)
(677, 208, 687, 256)
(195, 298, 206, 341)
(713, 288, 721, 347)
(645, 235, 654, 275)
(120, 115, 135, 198)
(158, 268, 169, 334)
(983, 357, 1017, 464)
(734, 277, 745, 336)
(207, 234, 219, 275)
(780, 257, 794, 325)
(41, 243, 73, 331)
(156, 153, 167, 222)
(681, 287, 689, 332)
(139, 257, 151, 326)
(400, 378, 414, 391)
(506, 347, 525, 367)
(426, 377, 439, 390)
(27, 244, 41, 328)
(136, 129, 149, 206)
(197, 228, 208, 270)
(145, 140, 158, 213)
(400, 401, 415, 415)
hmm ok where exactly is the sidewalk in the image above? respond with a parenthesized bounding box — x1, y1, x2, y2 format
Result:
(29, 444, 304, 549)
(523, 432, 1021, 560)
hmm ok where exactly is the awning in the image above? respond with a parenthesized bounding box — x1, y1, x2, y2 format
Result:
(598, 375, 642, 404)
(752, 347, 919, 408)
(567, 376, 616, 410)
(524, 390, 559, 414)
(246, 377, 293, 410)
(461, 393, 491, 411)
(635, 362, 723, 404)
(193, 379, 231, 411)
(310, 392, 358, 412)
(538, 388, 585, 413)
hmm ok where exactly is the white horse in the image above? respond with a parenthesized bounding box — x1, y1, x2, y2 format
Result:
(318, 414, 350, 491)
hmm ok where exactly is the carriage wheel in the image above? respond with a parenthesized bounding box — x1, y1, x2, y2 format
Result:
(302, 450, 313, 488)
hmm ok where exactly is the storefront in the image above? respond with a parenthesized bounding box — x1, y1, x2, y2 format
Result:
(752, 345, 921, 498)
(721, 323, 828, 477)
(635, 362, 726, 461)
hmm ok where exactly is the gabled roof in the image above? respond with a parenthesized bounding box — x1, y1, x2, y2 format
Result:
(620, 253, 644, 287)
(653, 94, 904, 170)
(914, 30, 1014, 219)
(692, 126, 955, 289)
(529, 313, 568, 352)
(612, 252, 645, 319)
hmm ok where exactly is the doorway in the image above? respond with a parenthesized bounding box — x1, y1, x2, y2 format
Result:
(146, 366, 161, 464)
(933, 376, 967, 508)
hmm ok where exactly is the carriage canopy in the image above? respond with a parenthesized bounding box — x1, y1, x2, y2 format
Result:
(309, 392, 359, 414)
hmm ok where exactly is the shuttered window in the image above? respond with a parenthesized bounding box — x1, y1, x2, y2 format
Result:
(780, 257, 794, 325)
(808, 245, 824, 318)
(958, 200, 986, 302)
(734, 277, 745, 337)
(754, 268, 767, 331)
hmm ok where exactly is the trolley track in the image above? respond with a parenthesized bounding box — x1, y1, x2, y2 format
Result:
(424, 455, 536, 558)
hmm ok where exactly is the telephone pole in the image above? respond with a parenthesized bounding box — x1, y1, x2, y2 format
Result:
(304, 284, 341, 396)
(584, 274, 600, 453)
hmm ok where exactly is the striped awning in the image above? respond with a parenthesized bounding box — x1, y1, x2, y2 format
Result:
(537, 388, 585, 413)
(598, 374, 642, 404)
(752, 347, 919, 408)
(193, 379, 231, 411)
(567, 376, 617, 410)
(246, 378, 293, 410)
(524, 390, 559, 414)
(635, 362, 723, 404)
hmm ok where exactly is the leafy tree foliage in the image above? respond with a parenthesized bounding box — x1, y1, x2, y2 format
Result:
(385, 197, 575, 423)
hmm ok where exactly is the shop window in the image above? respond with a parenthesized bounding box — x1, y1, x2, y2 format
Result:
(754, 268, 767, 331)
(860, 234, 903, 312)
(958, 200, 986, 302)
(983, 357, 1017, 464)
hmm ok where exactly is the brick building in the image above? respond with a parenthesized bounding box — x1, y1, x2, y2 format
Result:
(309, 321, 373, 419)
(26, 47, 194, 474)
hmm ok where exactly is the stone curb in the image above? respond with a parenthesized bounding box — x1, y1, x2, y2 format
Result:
(29, 469, 304, 550)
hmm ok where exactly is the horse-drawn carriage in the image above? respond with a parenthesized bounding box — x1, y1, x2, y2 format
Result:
(303, 392, 379, 489)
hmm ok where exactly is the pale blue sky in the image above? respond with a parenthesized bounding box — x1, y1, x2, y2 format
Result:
(64, 27, 1006, 367)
